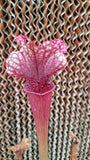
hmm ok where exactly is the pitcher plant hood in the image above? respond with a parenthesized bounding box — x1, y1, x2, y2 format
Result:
(6, 35, 67, 94)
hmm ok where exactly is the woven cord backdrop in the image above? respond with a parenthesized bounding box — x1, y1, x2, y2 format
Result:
(0, 0, 90, 160)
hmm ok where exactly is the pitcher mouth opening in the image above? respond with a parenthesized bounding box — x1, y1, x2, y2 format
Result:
(23, 80, 55, 96)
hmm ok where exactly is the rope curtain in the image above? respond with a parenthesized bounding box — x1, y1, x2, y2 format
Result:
(0, 0, 89, 159)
